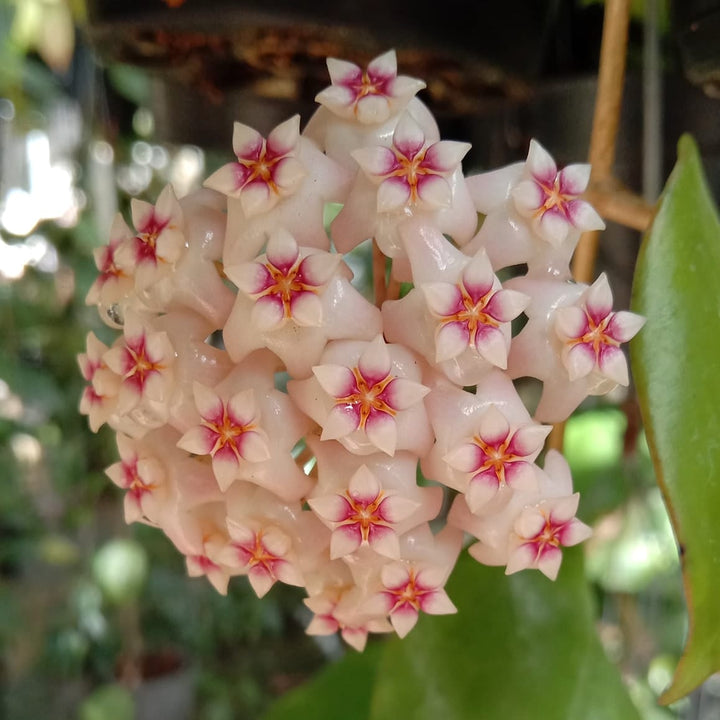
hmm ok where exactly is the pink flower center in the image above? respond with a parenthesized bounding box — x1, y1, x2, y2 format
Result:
(238, 142, 287, 194)
(123, 336, 164, 390)
(202, 406, 257, 459)
(386, 146, 440, 203)
(386, 569, 430, 613)
(340, 490, 389, 542)
(335, 368, 396, 429)
(236, 531, 283, 576)
(134, 215, 169, 264)
(568, 311, 618, 357)
(471, 434, 520, 485)
(345, 70, 392, 105)
(258, 258, 319, 319)
(438, 283, 500, 345)
(534, 176, 576, 220)
(121, 459, 157, 500)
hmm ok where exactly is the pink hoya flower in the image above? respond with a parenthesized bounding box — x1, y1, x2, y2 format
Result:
(309, 464, 420, 560)
(204, 115, 306, 218)
(315, 49, 425, 125)
(85, 213, 134, 308)
(177, 382, 270, 491)
(369, 562, 457, 638)
(105, 432, 168, 525)
(219, 519, 304, 598)
(352, 113, 471, 214)
(512, 139, 605, 247)
(443, 405, 550, 514)
(115, 184, 185, 291)
(102, 312, 175, 420)
(506, 494, 592, 581)
(383, 222, 528, 386)
(555, 273, 645, 387)
(291, 335, 431, 456)
(78, 332, 119, 432)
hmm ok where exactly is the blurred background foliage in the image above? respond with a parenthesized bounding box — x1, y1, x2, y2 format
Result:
(0, 0, 711, 717)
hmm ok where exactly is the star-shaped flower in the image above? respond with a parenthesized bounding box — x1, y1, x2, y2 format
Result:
(309, 464, 419, 559)
(79, 332, 119, 432)
(512, 139, 605, 247)
(85, 213, 134, 308)
(315, 50, 425, 125)
(204, 116, 306, 218)
(290, 336, 431, 456)
(177, 383, 271, 491)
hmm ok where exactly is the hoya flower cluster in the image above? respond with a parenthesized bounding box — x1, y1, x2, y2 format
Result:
(80, 50, 644, 651)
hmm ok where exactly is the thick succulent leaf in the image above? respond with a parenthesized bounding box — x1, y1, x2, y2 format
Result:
(369, 550, 639, 720)
(263, 643, 381, 720)
(631, 134, 720, 704)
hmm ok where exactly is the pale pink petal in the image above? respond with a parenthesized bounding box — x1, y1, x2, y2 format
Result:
(322, 404, 361, 440)
(352, 146, 398, 178)
(313, 365, 356, 397)
(422, 282, 463, 316)
(204, 162, 247, 196)
(341, 627, 368, 652)
(144, 331, 173, 364)
(297, 253, 341, 286)
(266, 229, 299, 271)
(478, 405, 510, 445)
(274, 562, 304, 588)
(377, 176, 411, 212)
(290, 292, 323, 326)
(474, 325, 508, 368)
(585, 274, 613, 323)
(192, 382, 223, 422)
(309, 494, 353, 523)
(227, 519, 254, 545)
(484, 289, 529, 323)
(503, 462, 538, 492)
(444, 443, 482, 473)
(607, 311, 645, 343)
(598, 345, 629, 385)
(251, 295, 285, 330)
(420, 589, 457, 615)
(566, 199, 605, 231)
(273, 157, 305, 194)
(390, 75, 426, 99)
(381, 562, 411, 588)
(537, 546, 563, 580)
(240, 181, 275, 218)
(435, 321, 470, 362)
(416, 174, 452, 208)
(558, 518, 593, 547)
(558, 164, 591, 195)
(512, 179, 545, 214)
(306, 613, 339, 636)
(232, 122, 264, 160)
(365, 412, 398, 456)
(383, 378, 429, 410)
(267, 115, 300, 156)
(130, 198, 154, 233)
(248, 568, 275, 598)
(177, 426, 217, 455)
(356, 94, 391, 124)
(392, 114, 425, 159)
(358, 337, 392, 384)
(378, 495, 419, 523)
(315, 84, 355, 110)
(227, 388, 255, 427)
(526, 139, 557, 185)
(461, 250, 495, 300)
(467, 473, 501, 512)
(326, 57, 361, 85)
(212, 452, 240, 490)
(423, 141, 471, 172)
(505, 543, 538, 575)
(368, 524, 401, 558)
(239, 431, 271, 463)
(507, 424, 551, 456)
(347, 465, 381, 503)
(330, 525, 363, 558)
(555, 306, 589, 339)
(564, 342, 596, 381)
(537, 208, 569, 247)
(390, 606, 419, 638)
(261, 527, 292, 557)
(227, 262, 272, 295)
(367, 49, 397, 81)
(515, 508, 546, 539)
(549, 495, 581, 524)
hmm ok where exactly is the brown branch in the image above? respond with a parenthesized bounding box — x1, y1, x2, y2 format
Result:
(372, 240, 387, 306)
(572, 0, 631, 285)
(585, 182, 655, 233)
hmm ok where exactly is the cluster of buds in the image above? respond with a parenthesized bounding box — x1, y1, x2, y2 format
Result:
(79, 50, 644, 650)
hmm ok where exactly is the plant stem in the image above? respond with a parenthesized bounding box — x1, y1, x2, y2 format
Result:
(373, 240, 387, 307)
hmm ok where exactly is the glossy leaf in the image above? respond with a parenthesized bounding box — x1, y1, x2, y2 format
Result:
(631, 134, 720, 704)
(369, 550, 639, 720)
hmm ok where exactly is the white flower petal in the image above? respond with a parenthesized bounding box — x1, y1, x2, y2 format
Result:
(607, 311, 645, 343)
(424, 141, 471, 172)
(512, 179, 545, 215)
(555, 306, 588, 340)
(384, 378, 429, 411)
(377, 177, 411, 212)
(526, 139, 557, 185)
(290, 292, 323, 327)
(598, 345, 629, 385)
(358, 336, 391, 384)
(365, 412, 398, 456)
(226, 262, 272, 296)
(240, 431, 271, 463)
(422, 282, 462, 317)
(251, 295, 285, 330)
(435, 321, 470, 362)
(564, 343, 596, 381)
(475, 325, 508, 369)
(321, 404, 360, 440)
(536, 209, 570, 247)
(267, 115, 300, 156)
(478, 405, 510, 445)
(240, 181, 276, 218)
(352, 146, 398, 179)
(558, 164, 591, 195)
(416, 174, 452, 208)
(392, 113, 425, 159)
(313, 364, 356, 397)
(232, 122, 264, 160)
(390, 607, 419, 638)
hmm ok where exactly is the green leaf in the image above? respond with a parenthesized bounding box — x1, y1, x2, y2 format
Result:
(369, 550, 639, 720)
(631, 134, 720, 704)
(263, 642, 381, 720)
